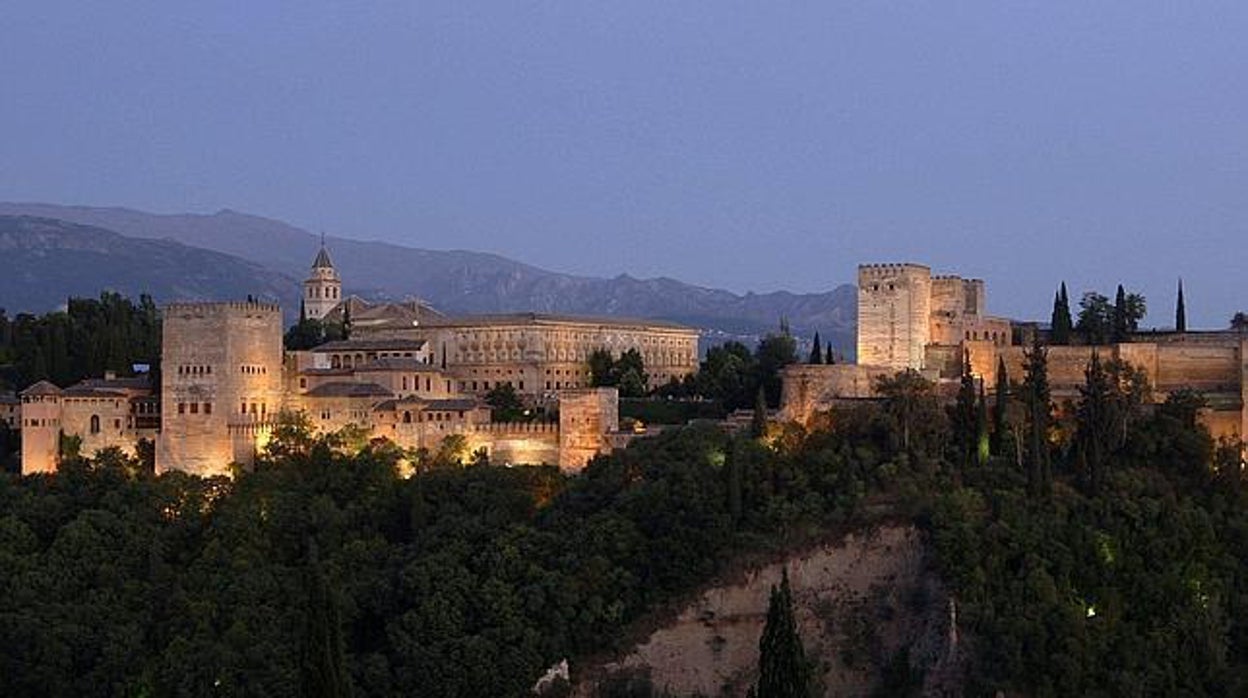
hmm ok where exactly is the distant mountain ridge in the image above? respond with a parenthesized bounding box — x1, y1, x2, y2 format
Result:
(0, 215, 298, 313)
(0, 203, 857, 350)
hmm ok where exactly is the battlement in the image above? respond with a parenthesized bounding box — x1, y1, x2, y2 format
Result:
(164, 301, 282, 315)
(858, 263, 930, 275)
(472, 422, 560, 435)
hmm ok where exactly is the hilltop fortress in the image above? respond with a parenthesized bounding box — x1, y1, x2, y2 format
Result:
(15, 254, 1246, 477)
(18, 245, 698, 476)
(782, 263, 1248, 444)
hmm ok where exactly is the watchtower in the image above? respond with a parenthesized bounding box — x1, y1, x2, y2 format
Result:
(156, 301, 284, 476)
(857, 263, 932, 371)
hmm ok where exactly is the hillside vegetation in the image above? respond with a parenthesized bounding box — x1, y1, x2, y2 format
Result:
(1, 358, 1247, 696)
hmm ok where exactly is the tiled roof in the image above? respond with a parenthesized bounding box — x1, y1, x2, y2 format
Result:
(311, 338, 428, 353)
(303, 382, 394, 398)
(355, 358, 441, 372)
(374, 397, 482, 412)
(312, 245, 334, 269)
(20, 380, 62, 397)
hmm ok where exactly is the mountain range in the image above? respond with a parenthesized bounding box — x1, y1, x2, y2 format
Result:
(0, 203, 857, 351)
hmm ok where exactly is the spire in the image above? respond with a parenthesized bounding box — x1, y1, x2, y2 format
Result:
(312, 234, 334, 270)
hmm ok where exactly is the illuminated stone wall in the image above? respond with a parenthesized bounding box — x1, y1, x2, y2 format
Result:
(857, 264, 932, 371)
(358, 320, 699, 399)
(19, 391, 60, 474)
(157, 302, 284, 477)
(558, 388, 620, 470)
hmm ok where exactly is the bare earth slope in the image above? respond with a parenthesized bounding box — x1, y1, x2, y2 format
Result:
(575, 525, 963, 697)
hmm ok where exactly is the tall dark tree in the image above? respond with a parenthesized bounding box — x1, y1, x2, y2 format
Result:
(299, 541, 352, 698)
(808, 332, 823, 365)
(1022, 336, 1052, 497)
(976, 381, 990, 467)
(825, 341, 836, 365)
(1176, 279, 1187, 333)
(952, 351, 978, 482)
(1112, 284, 1129, 343)
(749, 568, 812, 698)
(754, 332, 798, 408)
(1075, 351, 1114, 493)
(1050, 283, 1073, 345)
(991, 356, 1009, 457)
(751, 386, 769, 439)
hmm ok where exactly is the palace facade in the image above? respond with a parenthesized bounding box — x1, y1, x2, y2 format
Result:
(17, 244, 697, 477)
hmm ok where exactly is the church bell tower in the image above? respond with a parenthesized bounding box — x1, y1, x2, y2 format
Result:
(303, 238, 342, 321)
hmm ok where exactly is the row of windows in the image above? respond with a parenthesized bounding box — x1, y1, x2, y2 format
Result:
(461, 380, 526, 392)
(240, 402, 268, 416)
(307, 286, 340, 299)
(400, 411, 465, 423)
(24, 418, 59, 427)
(178, 365, 212, 375)
(240, 365, 268, 375)
(176, 402, 213, 415)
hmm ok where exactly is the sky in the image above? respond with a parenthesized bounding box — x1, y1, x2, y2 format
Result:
(3, 2, 1246, 328)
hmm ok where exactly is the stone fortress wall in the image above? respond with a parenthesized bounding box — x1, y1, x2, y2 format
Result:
(785, 262, 1248, 447)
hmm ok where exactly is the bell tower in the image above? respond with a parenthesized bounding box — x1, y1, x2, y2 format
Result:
(303, 237, 342, 321)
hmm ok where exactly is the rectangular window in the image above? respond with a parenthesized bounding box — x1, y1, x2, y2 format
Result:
(190, 402, 199, 414)
(241, 402, 247, 414)
(178, 403, 185, 414)
(204, 403, 212, 415)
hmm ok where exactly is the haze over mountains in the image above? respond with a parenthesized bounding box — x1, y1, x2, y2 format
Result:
(0, 203, 856, 349)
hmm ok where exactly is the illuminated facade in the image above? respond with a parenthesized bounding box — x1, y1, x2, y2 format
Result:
(784, 262, 1248, 446)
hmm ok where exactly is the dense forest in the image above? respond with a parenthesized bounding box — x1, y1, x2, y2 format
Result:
(2, 341, 1248, 696)
(0, 292, 161, 391)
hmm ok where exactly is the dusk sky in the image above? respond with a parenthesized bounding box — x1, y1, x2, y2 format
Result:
(4, 2, 1246, 328)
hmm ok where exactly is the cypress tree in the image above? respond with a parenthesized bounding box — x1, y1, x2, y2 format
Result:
(953, 351, 977, 482)
(1176, 279, 1187, 333)
(976, 381, 990, 466)
(1075, 351, 1114, 494)
(341, 303, 352, 340)
(991, 356, 1009, 458)
(826, 341, 836, 365)
(1022, 336, 1052, 497)
(1111, 284, 1129, 343)
(299, 540, 352, 698)
(749, 568, 812, 698)
(1051, 283, 1073, 345)
(299, 299, 308, 324)
(751, 386, 769, 439)
(808, 332, 823, 364)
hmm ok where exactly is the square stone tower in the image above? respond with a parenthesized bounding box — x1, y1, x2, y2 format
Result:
(157, 301, 284, 477)
(857, 263, 932, 371)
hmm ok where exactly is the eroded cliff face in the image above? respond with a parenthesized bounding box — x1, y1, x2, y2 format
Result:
(575, 525, 963, 697)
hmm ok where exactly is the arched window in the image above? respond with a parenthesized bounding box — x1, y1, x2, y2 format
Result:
(403, 411, 412, 424)
(89, 415, 100, 434)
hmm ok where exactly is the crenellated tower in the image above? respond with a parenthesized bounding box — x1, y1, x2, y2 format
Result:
(857, 263, 933, 371)
(156, 301, 284, 476)
(303, 239, 342, 321)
